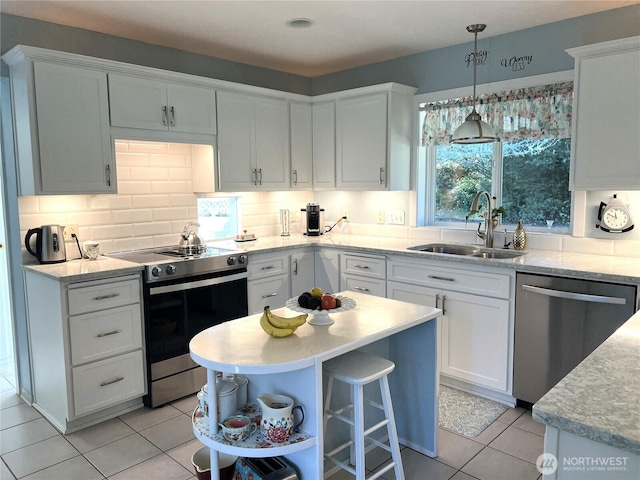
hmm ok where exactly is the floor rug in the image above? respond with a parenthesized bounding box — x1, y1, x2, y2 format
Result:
(439, 385, 508, 438)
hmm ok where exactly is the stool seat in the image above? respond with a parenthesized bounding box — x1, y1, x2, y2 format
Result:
(323, 350, 395, 385)
(323, 350, 404, 480)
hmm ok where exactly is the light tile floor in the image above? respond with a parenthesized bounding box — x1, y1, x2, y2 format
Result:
(1, 373, 543, 480)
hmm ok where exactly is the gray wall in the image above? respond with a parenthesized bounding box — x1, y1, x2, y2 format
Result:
(311, 4, 640, 95)
(0, 13, 312, 95)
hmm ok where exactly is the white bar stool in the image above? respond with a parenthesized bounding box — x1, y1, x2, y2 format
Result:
(323, 350, 404, 480)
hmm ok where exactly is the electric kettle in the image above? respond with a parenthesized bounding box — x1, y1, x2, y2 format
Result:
(25, 225, 67, 264)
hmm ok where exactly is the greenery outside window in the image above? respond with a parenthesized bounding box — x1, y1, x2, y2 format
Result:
(197, 196, 240, 240)
(418, 79, 573, 232)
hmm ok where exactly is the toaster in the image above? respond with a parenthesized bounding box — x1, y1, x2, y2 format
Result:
(234, 456, 298, 480)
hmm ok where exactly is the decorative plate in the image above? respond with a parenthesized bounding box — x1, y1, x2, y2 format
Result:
(285, 295, 356, 326)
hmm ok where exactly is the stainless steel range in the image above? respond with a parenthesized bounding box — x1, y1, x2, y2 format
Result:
(107, 246, 249, 407)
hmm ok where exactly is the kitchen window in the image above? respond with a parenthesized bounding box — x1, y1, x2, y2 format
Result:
(197, 196, 240, 240)
(417, 76, 573, 232)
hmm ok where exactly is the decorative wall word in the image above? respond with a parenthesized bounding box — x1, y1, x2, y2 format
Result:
(501, 54, 534, 72)
(465, 50, 489, 67)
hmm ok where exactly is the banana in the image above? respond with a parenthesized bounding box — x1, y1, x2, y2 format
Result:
(264, 306, 308, 330)
(260, 311, 295, 337)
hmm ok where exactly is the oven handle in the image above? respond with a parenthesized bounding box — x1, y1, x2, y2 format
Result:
(149, 271, 248, 295)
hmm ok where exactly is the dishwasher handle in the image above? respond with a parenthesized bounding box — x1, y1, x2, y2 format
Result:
(522, 284, 627, 305)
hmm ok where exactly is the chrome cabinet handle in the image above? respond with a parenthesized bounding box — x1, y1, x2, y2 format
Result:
(169, 106, 175, 126)
(93, 293, 120, 301)
(522, 285, 627, 305)
(354, 265, 370, 269)
(442, 295, 447, 315)
(379, 167, 384, 184)
(428, 275, 455, 282)
(293, 169, 298, 185)
(105, 165, 111, 187)
(262, 292, 278, 298)
(261, 265, 277, 270)
(162, 106, 168, 126)
(97, 329, 122, 338)
(258, 168, 263, 185)
(100, 377, 124, 387)
(293, 259, 298, 275)
(353, 286, 370, 292)
(435, 294, 440, 309)
(252, 168, 257, 185)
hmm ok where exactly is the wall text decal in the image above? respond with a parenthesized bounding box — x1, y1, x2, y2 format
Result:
(465, 50, 489, 67)
(501, 54, 534, 72)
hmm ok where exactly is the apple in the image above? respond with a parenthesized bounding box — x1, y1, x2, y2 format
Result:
(321, 294, 337, 310)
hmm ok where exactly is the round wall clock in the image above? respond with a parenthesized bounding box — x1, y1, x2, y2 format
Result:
(597, 194, 634, 233)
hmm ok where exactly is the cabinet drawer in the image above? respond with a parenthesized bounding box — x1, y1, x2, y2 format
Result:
(341, 254, 386, 279)
(341, 274, 386, 298)
(68, 277, 140, 315)
(388, 261, 510, 299)
(248, 255, 288, 280)
(248, 274, 290, 314)
(69, 304, 143, 366)
(72, 350, 145, 417)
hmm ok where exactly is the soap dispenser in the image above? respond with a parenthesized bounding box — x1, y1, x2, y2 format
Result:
(513, 220, 526, 250)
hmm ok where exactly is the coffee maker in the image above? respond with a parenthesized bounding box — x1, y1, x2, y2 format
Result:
(301, 203, 324, 236)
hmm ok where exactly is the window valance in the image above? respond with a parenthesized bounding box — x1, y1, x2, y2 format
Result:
(421, 81, 573, 146)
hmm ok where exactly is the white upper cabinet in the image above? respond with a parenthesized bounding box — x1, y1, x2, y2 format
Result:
(568, 36, 640, 190)
(289, 101, 313, 189)
(3, 49, 114, 195)
(108, 74, 217, 135)
(312, 101, 336, 189)
(216, 90, 289, 191)
(333, 84, 416, 191)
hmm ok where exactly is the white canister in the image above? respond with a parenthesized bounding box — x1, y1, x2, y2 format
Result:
(234, 375, 248, 409)
(215, 378, 238, 423)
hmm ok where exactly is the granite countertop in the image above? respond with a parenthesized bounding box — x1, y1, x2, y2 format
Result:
(532, 309, 640, 455)
(24, 234, 640, 284)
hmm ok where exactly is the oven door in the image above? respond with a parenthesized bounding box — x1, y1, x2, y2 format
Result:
(146, 270, 248, 366)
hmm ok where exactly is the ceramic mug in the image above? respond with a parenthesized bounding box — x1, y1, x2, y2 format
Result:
(257, 393, 305, 443)
(83, 241, 100, 260)
(218, 415, 256, 443)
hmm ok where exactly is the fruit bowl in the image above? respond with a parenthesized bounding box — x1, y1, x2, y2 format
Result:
(285, 295, 356, 326)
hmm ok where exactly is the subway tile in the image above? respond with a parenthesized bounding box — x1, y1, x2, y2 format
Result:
(128, 141, 168, 154)
(116, 166, 132, 181)
(150, 153, 189, 168)
(408, 228, 442, 241)
(378, 225, 410, 238)
(117, 181, 152, 195)
(169, 194, 198, 207)
(613, 239, 640, 257)
(154, 234, 182, 246)
(152, 208, 191, 222)
(115, 152, 150, 166)
(150, 181, 190, 194)
(71, 211, 113, 227)
(562, 236, 614, 255)
(113, 237, 155, 252)
(114, 140, 129, 152)
(132, 195, 173, 208)
(441, 229, 478, 244)
(90, 195, 132, 210)
(133, 222, 173, 236)
(38, 195, 91, 214)
(169, 168, 193, 181)
(90, 224, 134, 240)
(167, 143, 193, 155)
(130, 167, 170, 181)
(17, 196, 39, 214)
(113, 209, 153, 224)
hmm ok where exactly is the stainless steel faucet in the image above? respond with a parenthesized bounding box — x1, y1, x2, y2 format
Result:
(470, 191, 494, 248)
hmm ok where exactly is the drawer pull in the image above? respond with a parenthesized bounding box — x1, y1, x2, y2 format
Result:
(261, 265, 278, 270)
(354, 265, 370, 269)
(428, 275, 455, 282)
(100, 376, 124, 387)
(93, 293, 121, 301)
(262, 292, 278, 298)
(97, 329, 122, 338)
(353, 286, 370, 292)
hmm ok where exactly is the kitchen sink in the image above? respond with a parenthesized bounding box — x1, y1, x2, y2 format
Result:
(407, 243, 525, 260)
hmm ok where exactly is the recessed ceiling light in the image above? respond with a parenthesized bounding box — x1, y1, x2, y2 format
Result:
(285, 18, 315, 28)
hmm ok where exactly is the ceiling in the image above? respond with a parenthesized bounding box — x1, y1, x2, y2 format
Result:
(2, 0, 638, 77)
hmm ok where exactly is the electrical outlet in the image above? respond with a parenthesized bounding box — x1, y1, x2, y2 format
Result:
(63, 224, 78, 242)
(377, 210, 385, 224)
(342, 209, 349, 221)
(388, 211, 406, 225)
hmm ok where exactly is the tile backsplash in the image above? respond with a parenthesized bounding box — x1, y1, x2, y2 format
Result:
(17, 140, 639, 263)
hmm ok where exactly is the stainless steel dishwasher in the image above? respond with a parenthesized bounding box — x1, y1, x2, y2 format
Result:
(514, 272, 637, 405)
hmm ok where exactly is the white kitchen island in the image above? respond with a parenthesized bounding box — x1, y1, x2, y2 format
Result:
(189, 291, 441, 479)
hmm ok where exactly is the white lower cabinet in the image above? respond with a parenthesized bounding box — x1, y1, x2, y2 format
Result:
(340, 252, 386, 297)
(247, 252, 291, 314)
(314, 249, 340, 294)
(387, 257, 514, 395)
(290, 249, 315, 296)
(24, 271, 146, 433)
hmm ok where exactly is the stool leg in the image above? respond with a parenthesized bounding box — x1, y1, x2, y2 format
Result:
(380, 375, 404, 480)
(323, 376, 334, 434)
(353, 383, 366, 480)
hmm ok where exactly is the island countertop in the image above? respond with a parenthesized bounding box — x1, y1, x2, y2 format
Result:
(189, 290, 441, 374)
(532, 309, 640, 456)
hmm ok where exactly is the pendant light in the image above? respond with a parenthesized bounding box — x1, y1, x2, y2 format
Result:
(451, 24, 498, 144)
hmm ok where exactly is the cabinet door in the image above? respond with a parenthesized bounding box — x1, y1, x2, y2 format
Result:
(216, 90, 255, 190)
(440, 291, 510, 392)
(247, 274, 290, 314)
(166, 83, 217, 135)
(34, 62, 113, 193)
(572, 44, 640, 189)
(255, 96, 289, 189)
(108, 74, 168, 131)
(312, 102, 336, 189)
(336, 93, 387, 189)
(315, 249, 340, 294)
(290, 250, 315, 296)
(290, 102, 313, 189)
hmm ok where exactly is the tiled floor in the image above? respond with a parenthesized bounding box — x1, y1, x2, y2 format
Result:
(1, 372, 543, 480)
